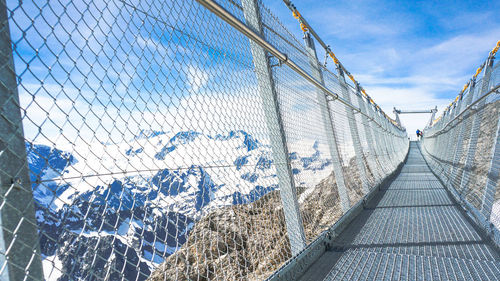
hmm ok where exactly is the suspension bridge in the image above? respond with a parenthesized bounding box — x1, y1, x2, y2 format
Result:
(0, 0, 499, 280)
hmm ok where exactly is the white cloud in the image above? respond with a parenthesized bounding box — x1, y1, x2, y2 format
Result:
(264, 0, 499, 127)
(411, 29, 500, 77)
(310, 8, 404, 39)
(345, 29, 500, 137)
(366, 85, 450, 138)
(13, 0, 500, 150)
(186, 65, 209, 93)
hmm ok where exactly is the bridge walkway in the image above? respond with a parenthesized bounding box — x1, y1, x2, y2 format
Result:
(299, 142, 500, 280)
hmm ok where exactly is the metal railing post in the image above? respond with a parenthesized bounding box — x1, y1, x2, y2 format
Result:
(303, 33, 350, 212)
(438, 109, 451, 177)
(390, 124, 398, 165)
(459, 57, 495, 195)
(335, 68, 369, 194)
(373, 107, 390, 176)
(481, 116, 500, 219)
(241, 0, 306, 254)
(444, 104, 462, 187)
(370, 104, 389, 176)
(449, 84, 474, 190)
(356, 90, 382, 183)
(380, 116, 394, 171)
(480, 55, 499, 219)
(0, 0, 44, 279)
(386, 121, 397, 170)
(444, 109, 457, 176)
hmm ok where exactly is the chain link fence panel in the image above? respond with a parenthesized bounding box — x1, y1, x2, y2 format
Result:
(422, 58, 500, 247)
(1, 0, 408, 280)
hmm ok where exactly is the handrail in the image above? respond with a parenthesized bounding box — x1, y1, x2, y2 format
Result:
(425, 84, 500, 138)
(430, 40, 500, 124)
(195, 0, 405, 135)
(281, 0, 402, 129)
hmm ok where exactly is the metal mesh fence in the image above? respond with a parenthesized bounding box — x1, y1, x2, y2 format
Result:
(422, 57, 500, 247)
(0, 0, 408, 280)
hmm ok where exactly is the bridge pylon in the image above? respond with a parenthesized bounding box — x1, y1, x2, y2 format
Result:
(393, 106, 438, 128)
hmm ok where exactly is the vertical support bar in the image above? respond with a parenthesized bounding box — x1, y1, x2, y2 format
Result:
(303, 33, 350, 212)
(386, 122, 397, 170)
(389, 123, 397, 167)
(0, 1, 44, 279)
(380, 116, 394, 171)
(385, 120, 396, 170)
(241, 0, 306, 254)
(449, 102, 462, 156)
(444, 105, 461, 186)
(427, 107, 437, 128)
(393, 109, 401, 127)
(459, 57, 494, 195)
(356, 90, 382, 183)
(444, 110, 456, 176)
(373, 107, 390, 176)
(448, 119, 463, 185)
(368, 103, 388, 176)
(449, 86, 474, 189)
(438, 110, 452, 177)
(336, 69, 369, 194)
(389, 125, 398, 163)
(481, 116, 500, 219)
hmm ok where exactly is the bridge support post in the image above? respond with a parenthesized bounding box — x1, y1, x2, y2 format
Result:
(481, 114, 500, 221)
(445, 108, 459, 176)
(426, 106, 438, 128)
(0, 0, 44, 279)
(387, 121, 398, 171)
(389, 122, 398, 168)
(444, 103, 462, 187)
(368, 104, 389, 178)
(458, 56, 495, 197)
(479, 55, 499, 221)
(241, 0, 306, 255)
(335, 68, 370, 194)
(437, 109, 451, 177)
(389, 124, 400, 166)
(372, 107, 390, 176)
(355, 88, 383, 183)
(448, 80, 475, 191)
(302, 33, 350, 212)
(380, 112, 394, 173)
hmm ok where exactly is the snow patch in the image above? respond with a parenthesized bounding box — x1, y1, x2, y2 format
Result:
(42, 254, 63, 281)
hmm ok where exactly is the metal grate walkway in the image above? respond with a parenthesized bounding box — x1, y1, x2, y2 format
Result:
(299, 142, 500, 280)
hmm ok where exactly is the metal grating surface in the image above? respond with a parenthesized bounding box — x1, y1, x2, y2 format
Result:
(322, 251, 500, 281)
(299, 142, 500, 280)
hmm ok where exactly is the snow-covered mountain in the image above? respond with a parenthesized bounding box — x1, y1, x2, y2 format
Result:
(27, 130, 332, 280)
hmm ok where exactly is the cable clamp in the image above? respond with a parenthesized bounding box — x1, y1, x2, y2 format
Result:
(269, 54, 287, 68)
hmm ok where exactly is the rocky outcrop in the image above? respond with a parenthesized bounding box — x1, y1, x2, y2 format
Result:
(28, 131, 336, 280)
(148, 138, 391, 281)
(148, 154, 378, 281)
(148, 191, 291, 281)
(299, 171, 343, 241)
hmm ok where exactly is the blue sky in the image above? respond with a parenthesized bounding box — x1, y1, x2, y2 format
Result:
(10, 0, 273, 145)
(266, 0, 500, 133)
(10, 0, 499, 144)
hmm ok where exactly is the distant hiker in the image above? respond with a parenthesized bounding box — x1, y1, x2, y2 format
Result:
(416, 129, 421, 140)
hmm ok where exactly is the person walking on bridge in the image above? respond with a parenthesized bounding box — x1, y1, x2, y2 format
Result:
(416, 129, 422, 140)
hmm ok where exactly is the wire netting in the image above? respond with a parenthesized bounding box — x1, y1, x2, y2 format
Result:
(1, 0, 408, 280)
(422, 59, 500, 242)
